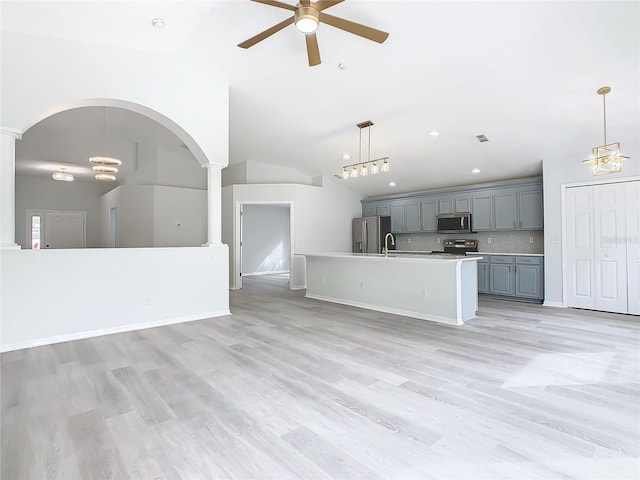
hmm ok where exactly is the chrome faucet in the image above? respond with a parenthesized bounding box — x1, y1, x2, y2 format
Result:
(383, 232, 395, 256)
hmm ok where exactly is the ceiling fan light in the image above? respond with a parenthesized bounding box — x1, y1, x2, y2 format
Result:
(89, 156, 122, 167)
(295, 7, 319, 34)
(93, 165, 119, 174)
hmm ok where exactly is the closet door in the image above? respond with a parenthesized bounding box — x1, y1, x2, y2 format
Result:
(626, 181, 640, 315)
(593, 184, 627, 313)
(565, 186, 596, 309)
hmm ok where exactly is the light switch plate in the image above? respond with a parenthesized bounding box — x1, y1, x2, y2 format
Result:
(488, 237, 492, 244)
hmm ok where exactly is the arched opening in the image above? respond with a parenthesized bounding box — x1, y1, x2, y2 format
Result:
(15, 100, 209, 249)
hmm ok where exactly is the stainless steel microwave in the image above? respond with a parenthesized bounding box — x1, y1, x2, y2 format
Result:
(437, 212, 473, 234)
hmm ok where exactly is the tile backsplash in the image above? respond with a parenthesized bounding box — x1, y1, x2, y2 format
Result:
(395, 230, 544, 254)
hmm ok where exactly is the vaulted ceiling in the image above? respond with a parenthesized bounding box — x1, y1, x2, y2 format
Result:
(3, 1, 639, 197)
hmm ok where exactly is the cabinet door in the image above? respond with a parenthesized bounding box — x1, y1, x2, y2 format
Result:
(376, 203, 390, 217)
(438, 197, 454, 214)
(362, 203, 376, 217)
(420, 200, 438, 232)
(494, 191, 518, 229)
(455, 196, 471, 213)
(477, 261, 490, 293)
(490, 263, 515, 295)
(472, 194, 493, 230)
(515, 264, 542, 298)
(519, 190, 543, 229)
(390, 204, 405, 232)
(404, 202, 421, 232)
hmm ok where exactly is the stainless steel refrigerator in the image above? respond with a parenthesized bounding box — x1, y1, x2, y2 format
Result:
(352, 216, 394, 254)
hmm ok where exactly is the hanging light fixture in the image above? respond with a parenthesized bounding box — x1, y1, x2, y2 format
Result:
(342, 120, 390, 179)
(583, 86, 630, 176)
(52, 167, 74, 182)
(90, 108, 123, 181)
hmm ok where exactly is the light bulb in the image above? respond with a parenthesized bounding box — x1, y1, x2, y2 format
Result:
(342, 167, 349, 179)
(350, 165, 359, 178)
(370, 162, 379, 175)
(381, 159, 390, 173)
(360, 164, 368, 176)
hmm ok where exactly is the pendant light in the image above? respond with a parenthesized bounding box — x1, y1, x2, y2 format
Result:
(342, 120, 390, 179)
(90, 108, 123, 181)
(583, 86, 630, 176)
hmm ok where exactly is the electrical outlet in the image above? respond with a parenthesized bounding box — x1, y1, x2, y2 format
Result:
(408, 237, 412, 244)
(487, 237, 492, 244)
(321, 277, 325, 285)
(529, 236, 534, 244)
(360, 281, 365, 290)
(436, 237, 441, 244)
(144, 296, 151, 305)
(421, 288, 428, 298)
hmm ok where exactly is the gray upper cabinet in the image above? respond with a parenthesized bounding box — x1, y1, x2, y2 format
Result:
(404, 202, 421, 232)
(494, 190, 518, 230)
(420, 199, 438, 232)
(471, 194, 493, 231)
(518, 190, 543, 229)
(361, 178, 543, 232)
(439, 195, 471, 214)
(390, 201, 421, 233)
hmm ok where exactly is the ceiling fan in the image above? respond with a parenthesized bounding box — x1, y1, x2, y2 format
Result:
(237, 0, 389, 67)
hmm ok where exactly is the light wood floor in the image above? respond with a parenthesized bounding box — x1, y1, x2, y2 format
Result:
(2, 274, 639, 479)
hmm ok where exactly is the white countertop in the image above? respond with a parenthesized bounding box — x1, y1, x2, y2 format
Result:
(466, 252, 544, 257)
(301, 252, 480, 262)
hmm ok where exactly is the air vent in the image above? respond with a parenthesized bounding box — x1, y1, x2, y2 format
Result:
(476, 134, 489, 143)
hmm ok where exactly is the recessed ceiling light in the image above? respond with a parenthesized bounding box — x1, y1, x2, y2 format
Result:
(428, 130, 440, 137)
(151, 18, 166, 28)
(389, 181, 396, 187)
(471, 168, 482, 175)
(342, 153, 351, 161)
(337, 63, 347, 70)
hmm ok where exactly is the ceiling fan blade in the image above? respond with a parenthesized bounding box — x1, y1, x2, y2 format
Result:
(305, 33, 321, 66)
(250, 0, 296, 11)
(319, 12, 389, 43)
(313, 0, 344, 11)
(238, 16, 295, 49)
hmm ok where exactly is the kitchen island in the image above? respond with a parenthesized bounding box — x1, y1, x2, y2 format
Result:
(303, 253, 480, 326)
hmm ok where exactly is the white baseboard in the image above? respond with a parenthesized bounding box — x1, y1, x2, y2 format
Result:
(242, 270, 289, 277)
(305, 293, 463, 326)
(543, 301, 566, 308)
(0, 310, 231, 353)
(290, 284, 306, 290)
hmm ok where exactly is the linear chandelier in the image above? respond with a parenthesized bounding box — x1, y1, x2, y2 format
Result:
(342, 120, 389, 179)
(583, 86, 630, 176)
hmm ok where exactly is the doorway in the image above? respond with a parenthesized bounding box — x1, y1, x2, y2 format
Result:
(236, 202, 293, 290)
(26, 210, 86, 249)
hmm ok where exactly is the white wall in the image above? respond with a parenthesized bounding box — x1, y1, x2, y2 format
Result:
(99, 185, 155, 248)
(1, 31, 228, 167)
(98, 185, 206, 248)
(222, 160, 316, 187)
(242, 205, 290, 275)
(15, 174, 114, 248)
(126, 144, 206, 189)
(543, 155, 639, 306)
(223, 176, 363, 289)
(153, 186, 206, 247)
(0, 246, 229, 351)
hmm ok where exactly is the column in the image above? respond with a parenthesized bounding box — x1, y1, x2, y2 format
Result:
(1, 127, 22, 249)
(203, 163, 223, 246)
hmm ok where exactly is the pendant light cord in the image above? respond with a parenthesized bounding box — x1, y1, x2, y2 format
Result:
(602, 91, 607, 146)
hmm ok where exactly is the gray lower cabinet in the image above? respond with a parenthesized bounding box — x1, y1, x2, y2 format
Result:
(478, 255, 543, 302)
(489, 256, 515, 295)
(477, 259, 490, 293)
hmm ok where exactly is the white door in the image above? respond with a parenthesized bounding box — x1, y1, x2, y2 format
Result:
(43, 212, 86, 249)
(593, 184, 627, 313)
(565, 186, 596, 309)
(626, 181, 640, 314)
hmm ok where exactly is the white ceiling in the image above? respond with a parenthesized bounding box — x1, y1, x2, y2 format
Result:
(3, 1, 639, 197)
